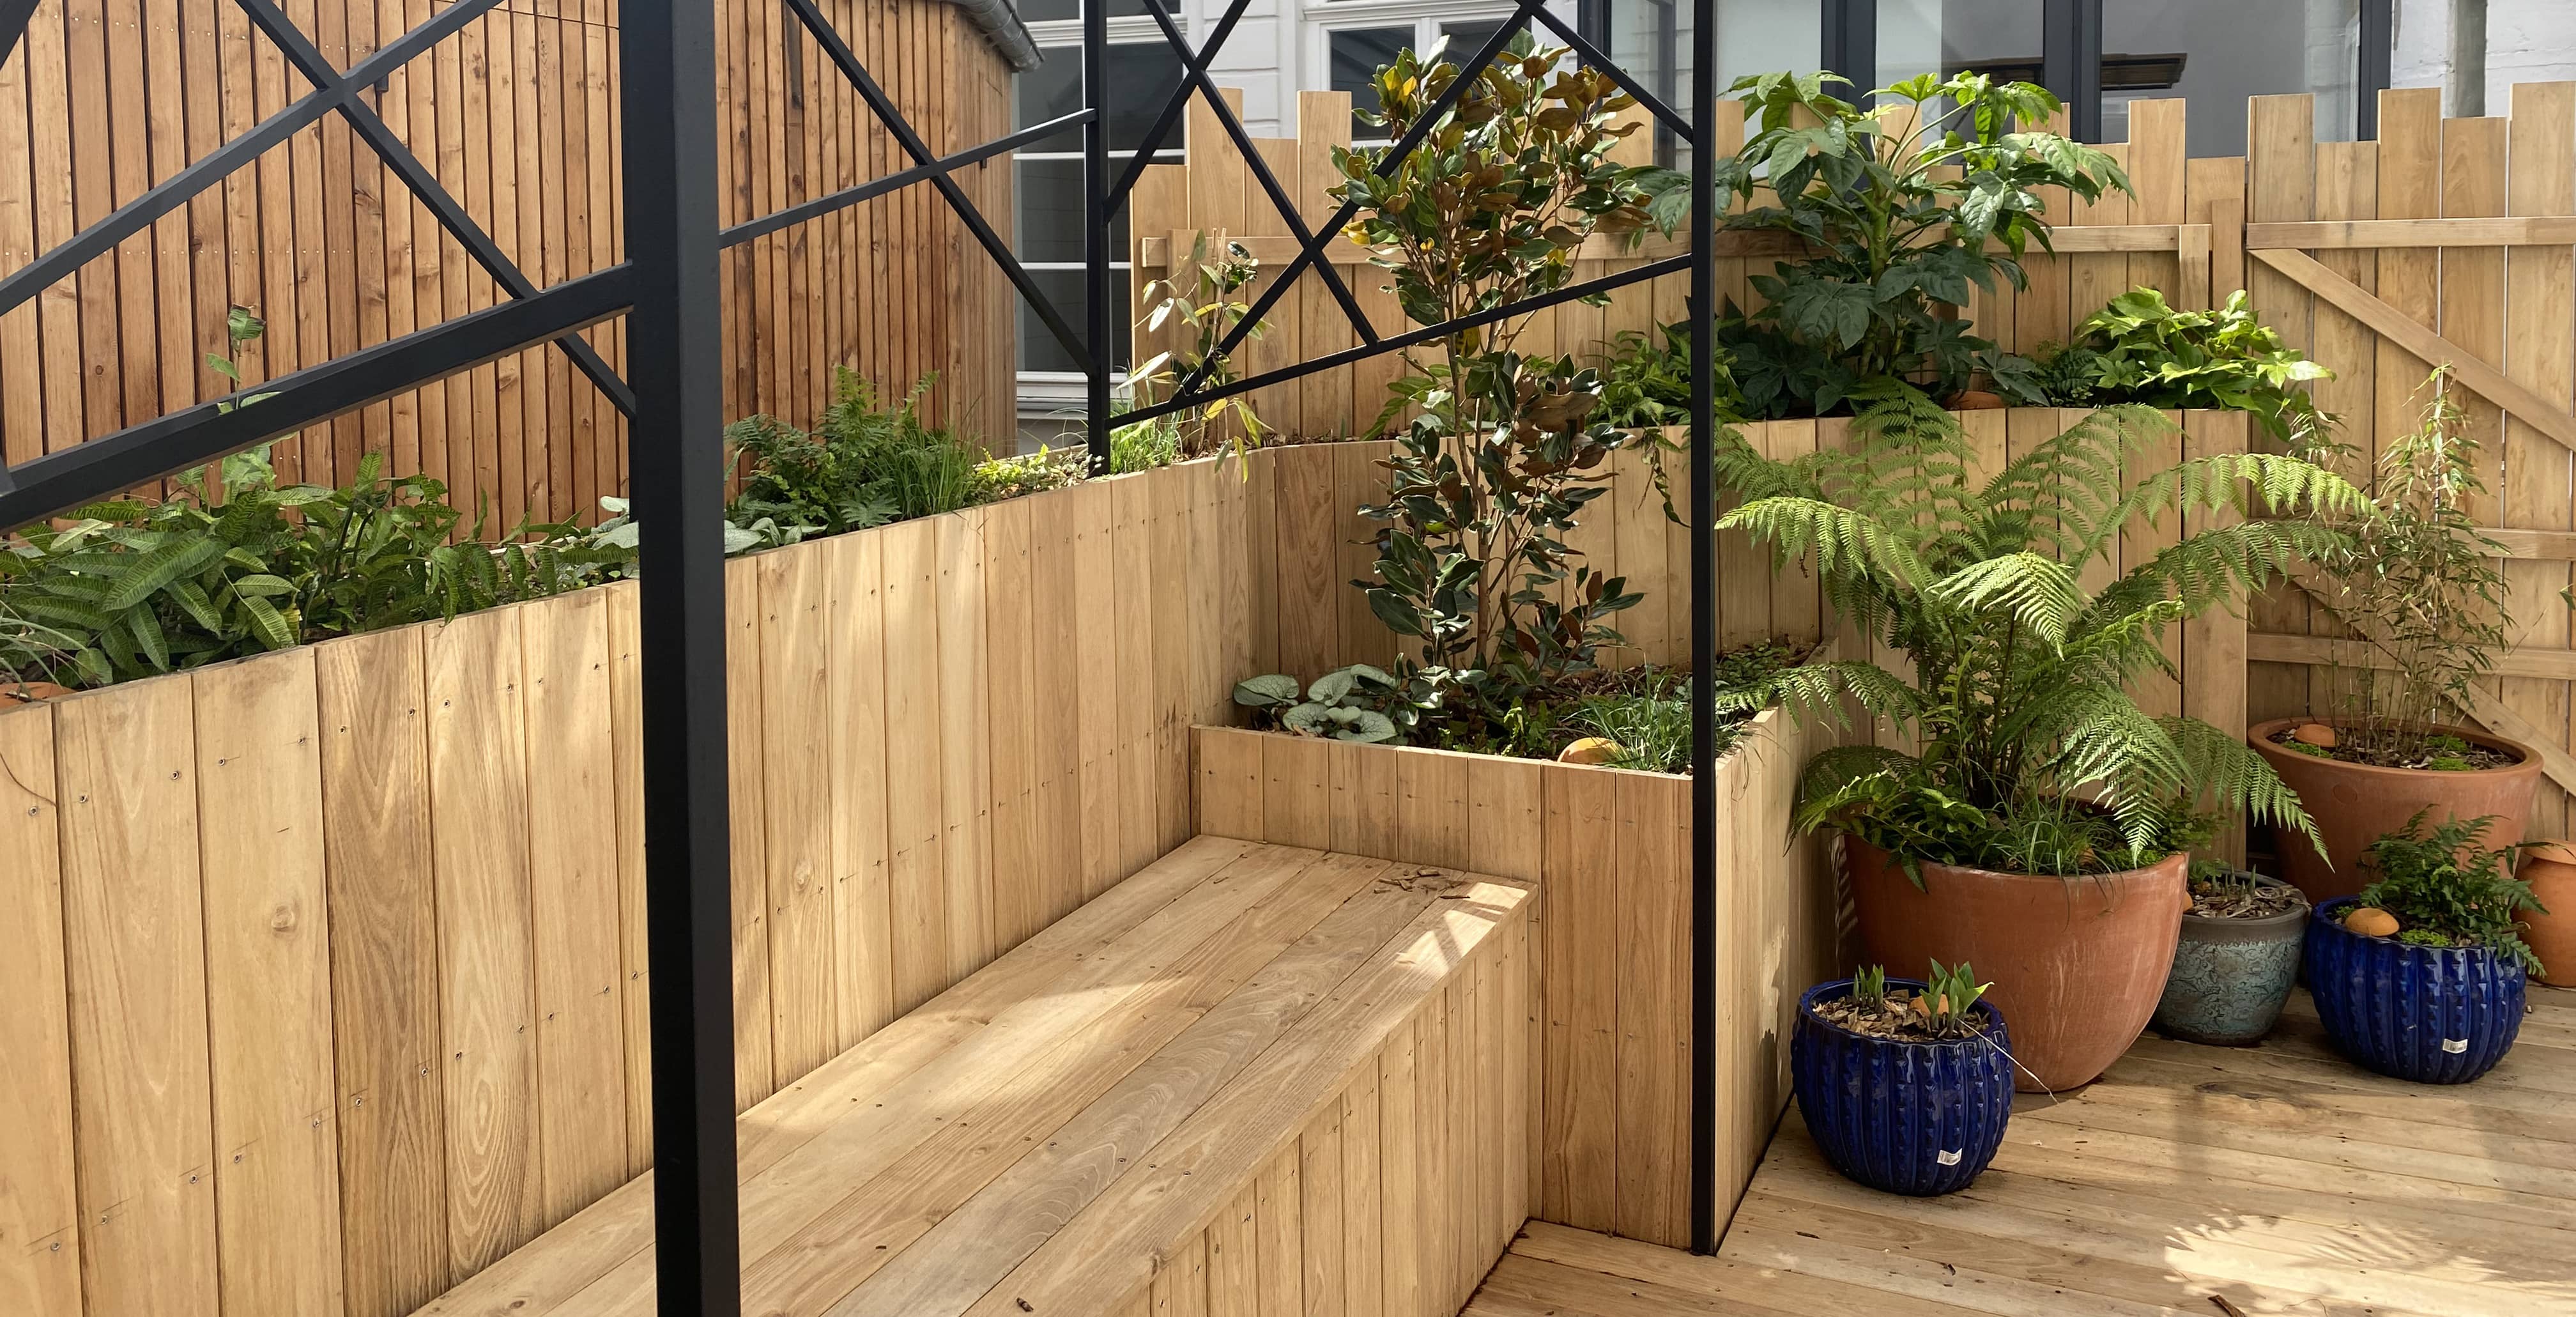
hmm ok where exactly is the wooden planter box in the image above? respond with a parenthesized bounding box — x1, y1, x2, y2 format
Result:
(1192, 703, 1849, 1249)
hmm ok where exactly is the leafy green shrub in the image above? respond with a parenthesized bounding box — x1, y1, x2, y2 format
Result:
(1234, 665, 1415, 743)
(2358, 811, 2549, 974)
(970, 446, 1089, 503)
(724, 369, 981, 539)
(1592, 324, 1733, 431)
(2020, 290, 2331, 438)
(2296, 371, 2513, 765)
(3, 447, 615, 686)
(1712, 72, 2127, 417)
(0, 599, 79, 687)
(1129, 234, 1271, 458)
(1722, 385, 2365, 878)
(1335, 33, 1679, 740)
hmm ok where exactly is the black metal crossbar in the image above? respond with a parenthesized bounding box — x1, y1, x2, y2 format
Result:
(0, 266, 633, 526)
(721, 111, 1096, 250)
(1114, 254, 1689, 426)
(1165, 3, 1539, 403)
(1108, 0, 1254, 204)
(779, 0, 1094, 376)
(1528, 4, 1696, 145)
(1132, 0, 1378, 350)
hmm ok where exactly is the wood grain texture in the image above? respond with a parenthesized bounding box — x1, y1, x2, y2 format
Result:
(193, 651, 346, 1317)
(55, 678, 220, 1316)
(317, 627, 453, 1314)
(1469, 987, 2576, 1317)
(0, 707, 81, 1316)
(425, 607, 543, 1274)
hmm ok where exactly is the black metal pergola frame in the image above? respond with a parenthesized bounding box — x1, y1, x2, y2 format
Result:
(0, 0, 1726, 1307)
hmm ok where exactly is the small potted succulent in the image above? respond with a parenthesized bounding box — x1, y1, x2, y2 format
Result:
(1791, 961, 2013, 1196)
(2308, 812, 2547, 1084)
(2254, 373, 2542, 901)
(2152, 866, 2310, 1047)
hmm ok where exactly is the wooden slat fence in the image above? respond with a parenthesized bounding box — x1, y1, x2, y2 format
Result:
(1146, 79, 2576, 846)
(0, 0, 1015, 526)
(0, 455, 1248, 1317)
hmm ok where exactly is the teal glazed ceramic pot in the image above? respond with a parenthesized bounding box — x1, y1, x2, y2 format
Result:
(2151, 872, 2309, 1047)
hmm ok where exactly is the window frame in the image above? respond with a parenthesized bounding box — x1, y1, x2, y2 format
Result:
(1014, 13, 1188, 393)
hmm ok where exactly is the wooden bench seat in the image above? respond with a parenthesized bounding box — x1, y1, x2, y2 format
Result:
(415, 836, 1537, 1317)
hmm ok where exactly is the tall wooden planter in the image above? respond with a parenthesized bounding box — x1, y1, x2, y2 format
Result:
(1192, 707, 1848, 1249)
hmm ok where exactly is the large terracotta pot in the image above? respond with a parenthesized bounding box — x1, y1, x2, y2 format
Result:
(2, 680, 73, 705)
(1841, 838, 2189, 1093)
(2248, 718, 2543, 904)
(2518, 842, 2576, 989)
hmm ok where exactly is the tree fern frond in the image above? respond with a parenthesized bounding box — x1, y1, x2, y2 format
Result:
(1746, 659, 1922, 730)
(1719, 497, 1935, 596)
(2162, 715, 2324, 859)
(1791, 743, 1923, 835)
(1928, 551, 2089, 647)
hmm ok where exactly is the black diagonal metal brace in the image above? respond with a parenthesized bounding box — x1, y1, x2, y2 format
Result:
(232, 0, 636, 417)
(1172, 3, 1537, 401)
(1135, 0, 1377, 349)
(0, 266, 633, 532)
(0, 0, 507, 321)
(1108, 0, 1252, 204)
(780, 0, 1094, 376)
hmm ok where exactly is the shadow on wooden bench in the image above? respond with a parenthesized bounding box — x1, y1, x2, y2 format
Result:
(415, 835, 1537, 1317)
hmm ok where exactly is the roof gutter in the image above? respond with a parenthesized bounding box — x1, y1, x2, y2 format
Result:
(945, 0, 1041, 72)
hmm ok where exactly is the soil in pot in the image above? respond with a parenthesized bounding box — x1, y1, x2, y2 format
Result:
(1791, 978, 2013, 1196)
(2151, 870, 2310, 1047)
(2306, 897, 2526, 1084)
(2248, 717, 2543, 904)
(1842, 838, 2188, 1092)
(2519, 842, 2576, 989)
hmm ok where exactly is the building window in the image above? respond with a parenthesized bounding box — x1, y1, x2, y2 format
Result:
(1315, 6, 1540, 144)
(1013, 10, 1186, 389)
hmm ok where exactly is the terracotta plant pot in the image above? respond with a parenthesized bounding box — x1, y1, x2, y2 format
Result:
(1948, 390, 2007, 410)
(2518, 842, 2576, 989)
(1841, 838, 2189, 1092)
(2248, 718, 2544, 904)
(2, 680, 73, 705)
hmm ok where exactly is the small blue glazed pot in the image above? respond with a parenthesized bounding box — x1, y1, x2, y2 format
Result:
(2306, 897, 2525, 1084)
(1791, 978, 2014, 1196)
(2152, 872, 2308, 1047)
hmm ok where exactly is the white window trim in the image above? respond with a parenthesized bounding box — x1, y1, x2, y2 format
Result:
(1307, 1, 1578, 143)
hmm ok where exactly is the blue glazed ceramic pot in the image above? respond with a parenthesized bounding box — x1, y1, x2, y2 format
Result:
(1791, 978, 2014, 1196)
(2306, 897, 2525, 1084)
(2152, 872, 2308, 1047)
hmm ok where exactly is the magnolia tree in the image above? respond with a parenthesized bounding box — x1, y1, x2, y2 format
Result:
(1334, 32, 1685, 738)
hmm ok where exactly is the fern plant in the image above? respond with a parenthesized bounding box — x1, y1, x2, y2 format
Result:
(3, 447, 618, 686)
(2358, 812, 2547, 974)
(1720, 385, 2366, 877)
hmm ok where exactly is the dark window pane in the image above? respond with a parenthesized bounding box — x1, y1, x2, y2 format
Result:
(1015, 40, 1190, 152)
(1018, 268, 1133, 374)
(1014, 0, 1151, 23)
(1330, 27, 1413, 139)
(1015, 158, 1130, 264)
(1439, 19, 1510, 61)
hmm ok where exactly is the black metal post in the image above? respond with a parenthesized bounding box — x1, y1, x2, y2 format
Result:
(1686, 0, 1721, 1259)
(1084, 0, 1113, 472)
(2359, 0, 2394, 140)
(620, 0, 740, 1312)
(2042, 0, 2104, 142)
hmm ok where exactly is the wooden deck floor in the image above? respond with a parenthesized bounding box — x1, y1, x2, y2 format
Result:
(1465, 985, 2576, 1317)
